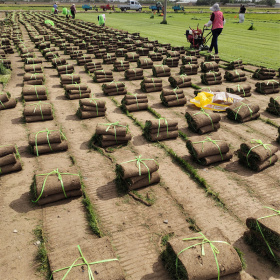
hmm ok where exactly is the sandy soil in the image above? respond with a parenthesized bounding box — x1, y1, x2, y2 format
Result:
(0, 11, 280, 280)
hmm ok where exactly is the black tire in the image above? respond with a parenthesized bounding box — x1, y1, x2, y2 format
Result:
(103, 8, 106, 11)
(121, 8, 124, 11)
(85, 8, 88, 11)
(138, 8, 142, 12)
(124, 8, 127, 12)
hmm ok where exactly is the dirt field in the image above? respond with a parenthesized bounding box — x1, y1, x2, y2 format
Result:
(0, 11, 280, 280)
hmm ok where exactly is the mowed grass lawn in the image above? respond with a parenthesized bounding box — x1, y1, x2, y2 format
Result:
(76, 12, 280, 69)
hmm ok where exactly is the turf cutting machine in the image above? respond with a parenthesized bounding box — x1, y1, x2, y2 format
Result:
(185, 25, 212, 50)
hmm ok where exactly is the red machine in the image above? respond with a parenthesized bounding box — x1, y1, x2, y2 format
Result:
(185, 25, 212, 50)
(99, 4, 113, 11)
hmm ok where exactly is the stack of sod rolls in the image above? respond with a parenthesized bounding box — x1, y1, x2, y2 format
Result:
(31, 168, 82, 205)
(201, 71, 222, 85)
(22, 85, 48, 102)
(226, 100, 260, 122)
(148, 51, 163, 62)
(181, 55, 197, 65)
(28, 129, 68, 156)
(144, 119, 178, 141)
(23, 73, 45, 85)
(106, 45, 118, 53)
(266, 97, 280, 116)
(152, 65, 171, 77)
(253, 68, 276, 80)
(180, 63, 199, 75)
(43, 47, 56, 56)
(85, 62, 102, 74)
(187, 135, 232, 165)
(204, 54, 220, 63)
(143, 43, 154, 50)
(160, 88, 186, 107)
(163, 57, 179, 68)
(113, 60, 130, 72)
(172, 46, 185, 54)
(0, 92, 16, 110)
(64, 46, 78, 55)
(0, 58, 11, 69)
(64, 84, 91, 99)
(124, 44, 137, 52)
(94, 48, 106, 59)
(57, 64, 74, 75)
(124, 68, 143, 80)
(186, 49, 200, 57)
(103, 53, 116, 64)
(102, 81, 127, 96)
(137, 58, 153, 69)
(115, 155, 160, 191)
(224, 70, 247, 82)
(121, 93, 148, 112)
(115, 48, 127, 57)
(77, 55, 92, 66)
(237, 139, 278, 171)
(200, 61, 219, 72)
(141, 77, 162, 93)
(48, 238, 125, 279)
(160, 43, 171, 49)
(125, 52, 139, 62)
(162, 227, 243, 279)
(185, 109, 221, 134)
(77, 98, 106, 119)
(137, 47, 149, 56)
(23, 101, 53, 122)
(245, 207, 280, 265)
(45, 51, 60, 61)
(51, 57, 67, 68)
(60, 74, 81, 86)
(226, 84, 251, 97)
(166, 50, 180, 58)
(255, 80, 279, 94)
(93, 70, 113, 83)
(87, 45, 98, 54)
(24, 64, 43, 73)
(91, 122, 131, 148)
(168, 74, 191, 88)
(154, 47, 167, 55)
(0, 144, 22, 175)
(21, 52, 35, 61)
(25, 58, 43, 65)
(226, 59, 244, 70)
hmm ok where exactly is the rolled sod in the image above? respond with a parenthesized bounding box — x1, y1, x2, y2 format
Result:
(33, 170, 81, 205)
(0, 153, 16, 167)
(25, 115, 53, 122)
(185, 110, 221, 130)
(48, 238, 125, 279)
(24, 103, 52, 116)
(95, 123, 128, 136)
(163, 227, 242, 280)
(0, 98, 17, 110)
(226, 101, 260, 122)
(31, 141, 68, 155)
(0, 160, 22, 175)
(168, 75, 191, 88)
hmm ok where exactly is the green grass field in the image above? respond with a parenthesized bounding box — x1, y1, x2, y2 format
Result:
(72, 11, 280, 69)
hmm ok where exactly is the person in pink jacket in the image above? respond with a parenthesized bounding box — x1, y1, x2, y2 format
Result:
(204, 3, 226, 55)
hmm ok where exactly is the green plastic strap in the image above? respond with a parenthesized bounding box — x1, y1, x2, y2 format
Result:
(50, 245, 118, 280)
(176, 232, 230, 280)
(237, 84, 245, 96)
(121, 155, 157, 183)
(188, 62, 193, 72)
(266, 80, 279, 91)
(34, 86, 38, 98)
(130, 93, 139, 109)
(33, 169, 79, 203)
(180, 74, 187, 83)
(246, 139, 272, 166)
(173, 88, 179, 102)
(193, 108, 214, 129)
(157, 118, 168, 138)
(256, 206, 280, 260)
(151, 78, 155, 89)
(234, 70, 240, 81)
(29, 101, 49, 120)
(193, 137, 223, 160)
(233, 102, 253, 120)
(0, 99, 5, 108)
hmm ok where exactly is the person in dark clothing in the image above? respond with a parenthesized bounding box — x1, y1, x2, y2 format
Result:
(239, 4, 246, 23)
(204, 3, 225, 55)
(70, 4, 76, 19)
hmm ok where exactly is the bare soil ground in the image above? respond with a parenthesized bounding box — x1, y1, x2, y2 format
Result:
(0, 11, 280, 280)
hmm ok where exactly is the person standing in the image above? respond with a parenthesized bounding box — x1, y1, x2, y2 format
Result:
(239, 4, 246, 23)
(204, 3, 225, 55)
(70, 4, 76, 19)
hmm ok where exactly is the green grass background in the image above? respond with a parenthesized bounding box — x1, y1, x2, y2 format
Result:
(73, 11, 280, 68)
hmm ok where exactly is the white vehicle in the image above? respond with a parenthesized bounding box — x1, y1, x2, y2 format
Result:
(118, 0, 142, 11)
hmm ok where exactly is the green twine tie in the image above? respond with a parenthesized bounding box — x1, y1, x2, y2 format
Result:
(157, 118, 168, 138)
(246, 139, 272, 166)
(193, 108, 214, 129)
(233, 102, 253, 120)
